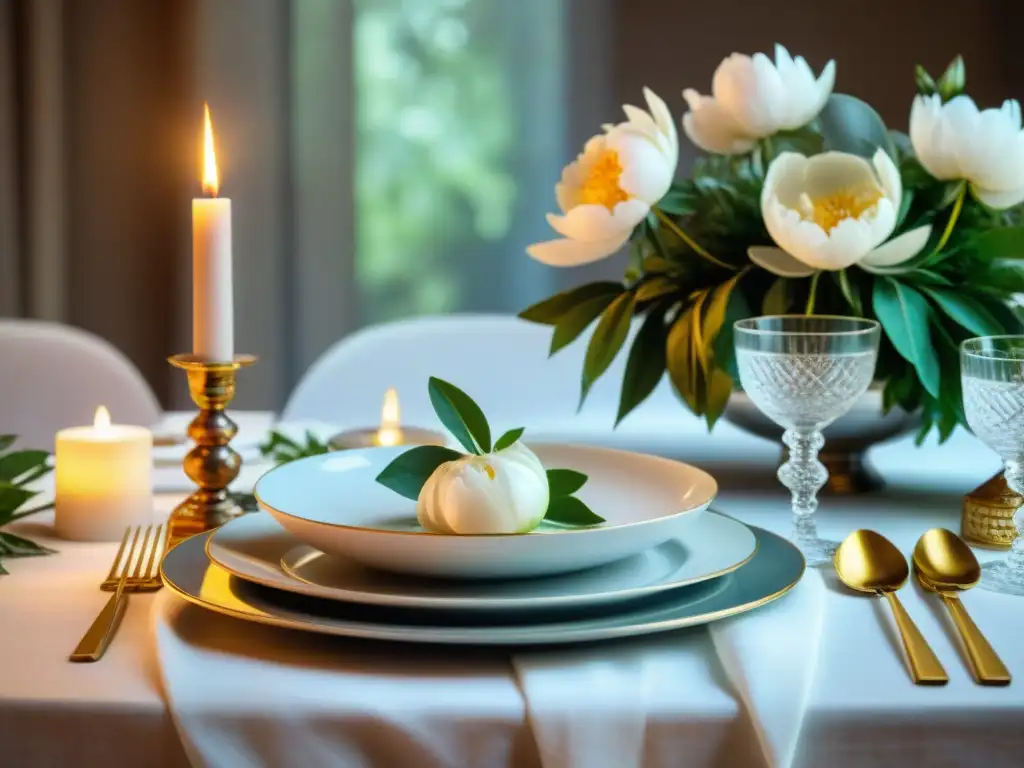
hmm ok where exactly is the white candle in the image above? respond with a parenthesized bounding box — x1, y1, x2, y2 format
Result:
(192, 103, 233, 361)
(55, 406, 153, 542)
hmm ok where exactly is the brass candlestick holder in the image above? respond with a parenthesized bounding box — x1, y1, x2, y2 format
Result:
(167, 353, 256, 546)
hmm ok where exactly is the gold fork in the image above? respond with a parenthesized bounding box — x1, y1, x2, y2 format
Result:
(70, 524, 164, 663)
(100, 523, 167, 592)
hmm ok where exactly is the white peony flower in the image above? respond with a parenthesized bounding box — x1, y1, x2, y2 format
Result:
(910, 94, 1024, 210)
(748, 150, 932, 276)
(682, 44, 835, 155)
(416, 442, 550, 535)
(527, 88, 677, 267)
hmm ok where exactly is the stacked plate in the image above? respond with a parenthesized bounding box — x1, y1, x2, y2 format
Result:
(160, 444, 805, 646)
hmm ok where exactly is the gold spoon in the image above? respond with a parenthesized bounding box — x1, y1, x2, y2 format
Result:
(834, 529, 948, 685)
(913, 528, 1011, 686)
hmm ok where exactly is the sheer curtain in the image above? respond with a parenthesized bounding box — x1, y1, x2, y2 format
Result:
(198, 0, 593, 409)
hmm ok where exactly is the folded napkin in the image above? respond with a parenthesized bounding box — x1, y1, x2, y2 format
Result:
(512, 570, 825, 768)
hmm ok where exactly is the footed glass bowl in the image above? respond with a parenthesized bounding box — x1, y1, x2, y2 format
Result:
(723, 383, 920, 493)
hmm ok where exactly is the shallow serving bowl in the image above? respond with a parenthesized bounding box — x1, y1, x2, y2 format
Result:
(254, 443, 717, 579)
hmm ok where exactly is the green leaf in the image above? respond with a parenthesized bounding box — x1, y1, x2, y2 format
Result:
(837, 270, 863, 315)
(493, 427, 525, 452)
(375, 445, 465, 501)
(428, 377, 492, 454)
(889, 130, 913, 158)
(968, 227, 1024, 260)
(544, 495, 605, 526)
(635, 276, 677, 303)
(642, 254, 675, 275)
(550, 292, 620, 355)
(0, 435, 15, 453)
(896, 189, 915, 228)
(0, 531, 56, 557)
(818, 93, 895, 159)
(656, 187, 696, 216)
(711, 286, 750, 382)
(762, 278, 791, 315)
(976, 263, 1024, 293)
(920, 287, 1003, 336)
(581, 291, 637, 406)
(519, 282, 624, 325)
(772, 127, 825, 156)
(702, 272, 745, 359)
(873, 278, 941, 398)
(937, 55, 965, 101)
(617, 309, 668, 425)
(915, 64, 937, 95)
(0, 481, 36, 519)
(908, 269, 953, 287)
(666, 303, 702, 412)
(704, 366, 733, 429)
(546, 468, 588, 497)
(0, 450, 50, 483)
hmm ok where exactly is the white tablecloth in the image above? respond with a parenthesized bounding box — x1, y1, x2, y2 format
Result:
(2, 417, 1024, 767)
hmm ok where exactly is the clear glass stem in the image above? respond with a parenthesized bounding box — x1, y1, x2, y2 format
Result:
(778, 429, 827, 517)
(1003, 461, 1024, 576)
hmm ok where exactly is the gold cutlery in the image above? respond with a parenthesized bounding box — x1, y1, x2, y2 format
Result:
(101, 524, 167, 592)
(913, 528, 1011, 686)
(834, 529, 948, 685)
(70, 524, 164, 663)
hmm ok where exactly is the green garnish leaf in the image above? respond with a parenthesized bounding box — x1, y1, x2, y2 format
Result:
(545, 496, 605, 526)
(493, 427, 525, 452)
(547, 468, 587, 497)
(428, 376, 492, 454)
(375, 445, 464, 501)
(0, 450, 50, 483)
(0, 531, 56, 557)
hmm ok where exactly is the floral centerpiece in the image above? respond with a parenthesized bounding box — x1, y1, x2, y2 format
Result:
(520, 48, 1024, 442)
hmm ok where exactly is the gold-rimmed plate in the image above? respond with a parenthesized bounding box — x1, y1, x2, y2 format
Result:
(160, 523, 803, 646)
(206, 511, 757, 613)
(254, 443, 718, 579)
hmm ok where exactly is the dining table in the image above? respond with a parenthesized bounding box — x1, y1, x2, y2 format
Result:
(2, 411, 1023, 768)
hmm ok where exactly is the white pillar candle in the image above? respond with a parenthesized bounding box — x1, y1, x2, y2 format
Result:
(55, 406, 153, 542)
(192, 102, 233, 361)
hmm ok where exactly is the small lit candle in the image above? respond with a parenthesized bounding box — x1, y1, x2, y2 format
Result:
(192, 103, 233, 361)
(55, 407, 153, 542)
(329, 388, 446, 450)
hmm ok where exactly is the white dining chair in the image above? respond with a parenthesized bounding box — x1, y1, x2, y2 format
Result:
(281, 313, 681, 430)
(0, 319, 161, 450)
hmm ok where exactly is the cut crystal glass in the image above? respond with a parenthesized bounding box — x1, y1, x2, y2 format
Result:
(735, 316, 880, 566)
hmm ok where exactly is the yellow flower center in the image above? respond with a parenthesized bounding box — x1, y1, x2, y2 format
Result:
(808, 187, 882, 233)
(578, 150, 629, 210)
(482, 462, 496, 480)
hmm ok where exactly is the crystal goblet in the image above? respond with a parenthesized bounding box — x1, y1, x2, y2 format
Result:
(735, 316, 880, 566)
(961, 336, 1024, 596)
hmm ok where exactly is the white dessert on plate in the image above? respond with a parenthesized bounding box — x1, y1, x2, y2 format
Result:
(416, 442, 550, 534)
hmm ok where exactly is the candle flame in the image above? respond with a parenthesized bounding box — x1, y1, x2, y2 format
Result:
(201, 102, 219, 197)
(94, 406, 111, 429)
(377, 388, 403, 447)
(381, 387, 400, 429)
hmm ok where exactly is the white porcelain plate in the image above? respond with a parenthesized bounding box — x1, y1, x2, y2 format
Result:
(161, 525, 804, 647)
(206, 511, 756, 612)
(254, 443, 718, 579)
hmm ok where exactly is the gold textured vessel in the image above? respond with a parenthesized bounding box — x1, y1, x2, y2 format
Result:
(962, 472, 1021, 550)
